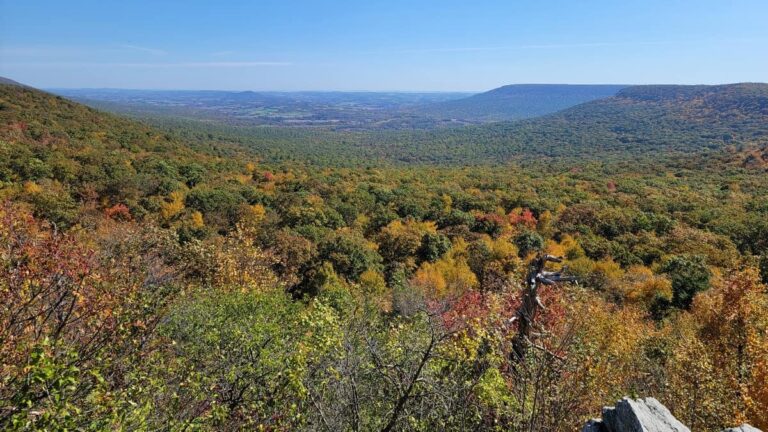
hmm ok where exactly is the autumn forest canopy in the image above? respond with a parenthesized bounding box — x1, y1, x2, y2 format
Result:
(1, 77, 768, 431)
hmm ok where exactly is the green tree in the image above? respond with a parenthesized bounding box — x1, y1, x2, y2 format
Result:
(161, 289, 309, 430)
(179, 162, 206, 187)
(514, 230, 545, 258)
(661, 254, 712, 309)
(319, 231, 382, 282)
(418, 232, 451, 263)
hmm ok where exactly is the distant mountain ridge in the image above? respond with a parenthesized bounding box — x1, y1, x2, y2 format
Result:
(443, 82, 768, 162)
(415, 84, 628, 121)
(288, 83, 768, 165)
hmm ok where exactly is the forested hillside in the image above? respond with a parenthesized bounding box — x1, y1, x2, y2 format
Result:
(414, 84, 626, 121)
(143, 83, 768, 166)
(1, 81, 767, 431)
(0, 83, 251, 227)
(394, 82, 768, 163)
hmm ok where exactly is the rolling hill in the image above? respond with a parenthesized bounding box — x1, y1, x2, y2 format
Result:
(414, 84, 627, 121)
(0, 79, 253, 226)
(338, 83, 768, 164)
(0, 79, 259, 162)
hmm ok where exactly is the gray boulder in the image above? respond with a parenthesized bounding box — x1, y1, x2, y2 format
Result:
(582, 396, 762, 432)
(721, 425, 762, 432)
(599, 397, 689, 432)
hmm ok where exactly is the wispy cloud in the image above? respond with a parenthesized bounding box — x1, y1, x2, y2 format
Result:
(380, 41, 673, 55)
(0, 44, 290, 69)
(119, 44, 167, 56)
(3, 61, 292, 68)
(211, 50, 237, 57)
(0, 44, 167, 57)
(0, 46, 94, 57)
(369, 38, 768, 56)
(113, 61, 292, 68)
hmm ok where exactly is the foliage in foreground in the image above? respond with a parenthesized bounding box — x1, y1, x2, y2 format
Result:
(1, 204, 766, 431)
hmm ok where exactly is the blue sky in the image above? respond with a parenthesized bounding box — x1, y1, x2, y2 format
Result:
(1, 0, 767, 91)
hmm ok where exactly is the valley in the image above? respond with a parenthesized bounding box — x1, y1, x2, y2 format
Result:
(1, 77, 767, 430)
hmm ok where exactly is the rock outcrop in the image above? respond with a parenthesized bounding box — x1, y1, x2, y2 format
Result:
(581, 397, 688, 432)
(603, 397, 689, 432)
(582, 397, 762, 432)
(721, 426, 762, 432)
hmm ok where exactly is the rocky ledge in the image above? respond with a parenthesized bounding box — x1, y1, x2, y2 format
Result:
(582, 397, 761, 432)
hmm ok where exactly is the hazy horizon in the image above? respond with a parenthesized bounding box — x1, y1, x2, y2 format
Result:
(27, 82, 765, 94)
(41, 83, 635, 93)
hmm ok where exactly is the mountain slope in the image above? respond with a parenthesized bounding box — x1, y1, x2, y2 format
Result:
(0, 79, 251, 226)
(407, 83, 768, 162)
(0, 76, 29, 87)
(222, 83, 768, 165)
(415, 84, 627, 121)
(518, 83, 768, 155)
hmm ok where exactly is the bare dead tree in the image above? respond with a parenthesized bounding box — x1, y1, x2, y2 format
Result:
(511, 254, 576, 364)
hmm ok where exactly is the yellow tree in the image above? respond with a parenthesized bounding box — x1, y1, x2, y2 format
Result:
(410, 244, 478, 298)
(665, 268, 768, 429)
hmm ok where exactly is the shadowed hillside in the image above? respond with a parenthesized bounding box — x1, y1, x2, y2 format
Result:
(349, 83, 768, 163)
(415, 84, 627, 121)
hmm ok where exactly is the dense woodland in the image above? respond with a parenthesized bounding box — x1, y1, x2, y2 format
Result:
(1, 81, 767, 431)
